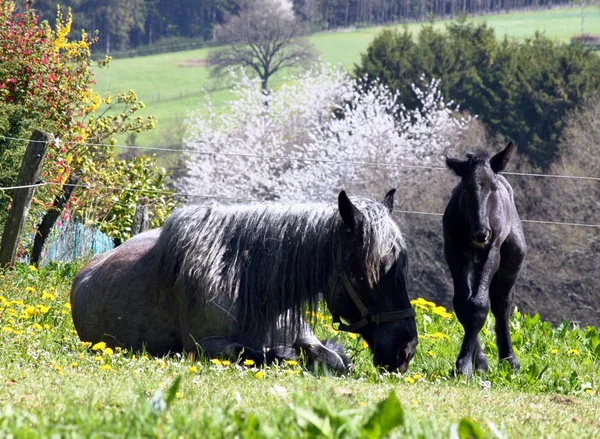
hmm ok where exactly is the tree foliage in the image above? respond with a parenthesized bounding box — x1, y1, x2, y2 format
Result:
(355, 20, 600, 168)
(16, 0, 576, 54)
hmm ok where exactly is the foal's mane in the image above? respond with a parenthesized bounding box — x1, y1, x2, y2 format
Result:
(155, 197, 405, 343)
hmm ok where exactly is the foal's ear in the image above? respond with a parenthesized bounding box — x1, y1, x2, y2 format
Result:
(445, 156, 470, 177)
(382, 188, 396, 214)
(490, 142, 516, 174)
(338, 190, 364, 232)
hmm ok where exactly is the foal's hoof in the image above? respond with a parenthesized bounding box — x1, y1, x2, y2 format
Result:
(500, 356, 520, 371)
(474, 353, 489, 373)
(455, 357, 473, 377)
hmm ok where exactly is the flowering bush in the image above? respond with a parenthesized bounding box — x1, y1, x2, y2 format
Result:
(181, 65, 472, 202)
(0, 2, 172, 253)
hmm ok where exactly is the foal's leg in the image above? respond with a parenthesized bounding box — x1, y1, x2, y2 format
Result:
(446, 244, 489, 376)
(489, 236, 525, 371)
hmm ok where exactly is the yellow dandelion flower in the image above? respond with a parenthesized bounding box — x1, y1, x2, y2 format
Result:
(2, 326, 14, 333)
(211, 358, 223, 366)
(189, 366, 198, 374)
(293, 370, 300, 375)
(412, 374, 422, 380)
(404, 376, 415, 384)
(95, 356, 103, 362)
(25, 287, 36, 293)
(24, 306, 36, 316)
(568, 349, 580, 356)
(286, 360, 298, 367)
(64, 303, 72, 309)
(362, 340, 369, 349)
(70, 362, 78, 368)
(99, 364, 112, 371)
(255, 370, 264, 379)
(243, 359, 255, 366)
(31, 323, 43, 331)
(141, 355, 149, 361)
(43, 324, 51, 330)
(431, 306, 453, 319)
(42, 291, 56, 301)
(221, 360, 231, 367)
(92, 341, 106, 351)
(585, 389, 593, 395)
(427, 351, 436, 357)
(28, 265, 37, 272)
(348, 333, 358, 339)
(37, 305, 50, 314)
(551, 349, 558, 355)
(176, 392, 183, 399)
(51, 363, 62, 372)
(103, 347, 114, 356)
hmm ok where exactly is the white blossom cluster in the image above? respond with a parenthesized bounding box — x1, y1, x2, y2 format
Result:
(181, 64, 473, 202)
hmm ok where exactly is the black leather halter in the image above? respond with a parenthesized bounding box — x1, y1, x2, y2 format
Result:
(326, 238, 416, 333)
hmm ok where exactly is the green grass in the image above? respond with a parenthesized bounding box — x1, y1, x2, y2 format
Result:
(92, 7, 600, 150)
(1, 263, 599, 437)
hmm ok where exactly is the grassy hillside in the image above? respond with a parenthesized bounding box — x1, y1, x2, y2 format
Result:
(92, 6, 600, 150)
(0, 263, 598, 437)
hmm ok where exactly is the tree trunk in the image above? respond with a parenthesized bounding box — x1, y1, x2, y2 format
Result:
(30, 172, 81, 266)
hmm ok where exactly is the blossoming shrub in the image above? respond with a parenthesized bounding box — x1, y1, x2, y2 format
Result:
(0, 2, 173, 250)
(181, 65, 472, 202)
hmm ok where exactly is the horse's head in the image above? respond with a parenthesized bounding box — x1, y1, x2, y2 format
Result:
(446, 142, 516, 247)
(328, 189, 418, 373)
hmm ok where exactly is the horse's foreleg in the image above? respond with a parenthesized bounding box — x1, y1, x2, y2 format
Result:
(196, 336, 268, 365)
(294, 323, 350, 373)
(446, 243, 488, 376)
(489, 238, 525, 371)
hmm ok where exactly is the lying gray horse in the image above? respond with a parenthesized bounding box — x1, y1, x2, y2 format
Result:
(71, 190, 418, 372)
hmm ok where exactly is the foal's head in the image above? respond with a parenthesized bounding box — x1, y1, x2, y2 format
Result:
(446, 142, 516, 246)
(331, 190, 418, 373)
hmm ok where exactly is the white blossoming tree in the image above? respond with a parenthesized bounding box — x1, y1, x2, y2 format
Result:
(181, 64, 473, 203)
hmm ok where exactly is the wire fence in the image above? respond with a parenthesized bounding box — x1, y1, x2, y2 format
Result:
(1, 135, 600, 231)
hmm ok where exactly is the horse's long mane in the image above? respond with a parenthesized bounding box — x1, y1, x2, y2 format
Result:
(154, 197, 405, 343)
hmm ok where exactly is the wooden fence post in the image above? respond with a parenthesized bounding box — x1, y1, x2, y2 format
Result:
(0, 130, 51, 268)
(131, 197, 150, 236)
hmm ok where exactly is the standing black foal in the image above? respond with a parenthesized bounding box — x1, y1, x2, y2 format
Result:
(443, 142, 526, 376)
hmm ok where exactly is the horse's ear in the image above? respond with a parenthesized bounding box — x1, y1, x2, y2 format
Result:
(382, 188, 396, 214)
(338, 190, 364, 232)
(490, 142, 516, 174)
(445, 156, 470, 177)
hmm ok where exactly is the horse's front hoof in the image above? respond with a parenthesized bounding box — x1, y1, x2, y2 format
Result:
(501, 356, 520, 371)
(455, 357, 473, 376)
(474, 353, 489, 373)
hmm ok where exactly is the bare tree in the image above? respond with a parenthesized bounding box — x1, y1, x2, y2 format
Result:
(208, 0, 317, 92)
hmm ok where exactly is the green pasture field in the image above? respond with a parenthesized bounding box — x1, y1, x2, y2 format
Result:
(92, 6, 600, 152)
(1, 263, 599, 437)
